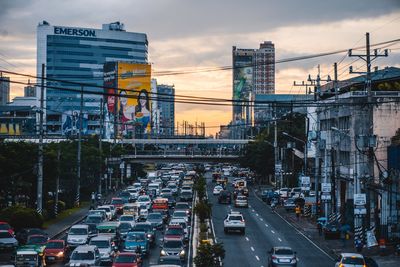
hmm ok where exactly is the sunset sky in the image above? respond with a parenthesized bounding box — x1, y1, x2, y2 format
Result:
(1, 0, 400, 135)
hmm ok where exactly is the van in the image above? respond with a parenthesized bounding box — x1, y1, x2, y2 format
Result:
(67, 224, 89, 247)
(148, 182, 162, 196)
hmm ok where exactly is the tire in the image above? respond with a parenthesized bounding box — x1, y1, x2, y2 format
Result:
(241, 229, 245, 235)
(224, 228, 228, 234)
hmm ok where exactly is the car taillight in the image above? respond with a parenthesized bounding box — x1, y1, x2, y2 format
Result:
(271, 255, 277, 260)
(338, 264, 343, 267)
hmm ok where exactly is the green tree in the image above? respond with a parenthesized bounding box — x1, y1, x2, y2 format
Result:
(194, 242, 225, 267)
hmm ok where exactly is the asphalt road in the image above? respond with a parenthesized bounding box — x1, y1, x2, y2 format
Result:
(206, 172, 335, 267)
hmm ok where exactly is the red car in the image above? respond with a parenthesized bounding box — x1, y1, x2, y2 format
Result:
(112, 252, 142, 267)
(111, 197, 124, 213)
(44, 240, 68, 263)
(0, 222, 14, 235)
(164, 225, 185, 241)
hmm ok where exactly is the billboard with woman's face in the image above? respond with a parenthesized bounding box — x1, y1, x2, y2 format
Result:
(103, 62, 151, 139)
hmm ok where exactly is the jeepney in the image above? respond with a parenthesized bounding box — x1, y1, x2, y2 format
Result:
(96, 222, 120, 244)
(122, 203, 140, 217)
(15, 245, 46, 267)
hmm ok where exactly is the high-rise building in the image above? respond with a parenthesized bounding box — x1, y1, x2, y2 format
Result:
(253, 41, 275, 94)
(37, 21, 148, 135)
(24, 84, 36, 97)
(157, 84, 175, 138)
(0, 75, 10, 105)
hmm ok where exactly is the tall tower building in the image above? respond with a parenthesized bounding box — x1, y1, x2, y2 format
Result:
(157, 84, 175, 138)
(253, 41, 275, 94)
(0, 75, 10, 105)
(36, 21, 148, 135)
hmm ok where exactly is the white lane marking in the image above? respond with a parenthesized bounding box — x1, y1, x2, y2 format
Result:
(252, 209, 255, 212)
(255, 255, 260, 261)
(251, 246, 255, 251)
(253, 190, 335, 261)
(245, 237, 249, 241)
(260, 218, 263, 221)
(265, 223, 269, 227)
(256, 213, 259, 217)
(271, 230, 275, 234)
(278, 238, 282, 242)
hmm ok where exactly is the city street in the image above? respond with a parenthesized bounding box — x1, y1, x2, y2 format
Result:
(206, 172, 335, 267)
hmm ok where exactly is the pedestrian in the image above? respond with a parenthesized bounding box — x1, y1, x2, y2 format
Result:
(341, 230, 347, 248)
(317, 222, 322, 236)
(295, 205, 301, 221)
(355, 238, 363, 253)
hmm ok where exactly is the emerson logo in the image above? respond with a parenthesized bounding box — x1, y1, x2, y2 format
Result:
(54, 27, 96, 37)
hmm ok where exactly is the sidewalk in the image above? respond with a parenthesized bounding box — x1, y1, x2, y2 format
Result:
(275, 207, 400, 266)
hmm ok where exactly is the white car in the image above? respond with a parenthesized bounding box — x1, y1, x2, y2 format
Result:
(224, 211, 245, 234)
(213, 185, 224, 195)
(137, 195, 151, 210)
(335, 253, 366, 267)
(97, 206, 112, 220)
(67, 224, 89, 247)
(89, 235, 116, 262)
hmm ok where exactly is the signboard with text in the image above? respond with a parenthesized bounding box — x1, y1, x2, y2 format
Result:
(321, 183, 331, 193)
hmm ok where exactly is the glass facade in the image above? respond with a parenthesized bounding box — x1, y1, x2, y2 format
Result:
(37, 22, 148, 136)
(157, 85, 175, 138)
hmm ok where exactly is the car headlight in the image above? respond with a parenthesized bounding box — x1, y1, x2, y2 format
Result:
(179, 250, 185, 256)
(160, 249, 166, 256)
(57, 251, 64, 257)
(147, 234, 152, 238)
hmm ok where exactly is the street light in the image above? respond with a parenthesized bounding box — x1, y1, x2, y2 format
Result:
(282, 132, 307, 175)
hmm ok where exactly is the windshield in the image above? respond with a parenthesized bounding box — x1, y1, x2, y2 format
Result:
(237, 196, 247, 200)
(98, 207, 110, 212)
(174, 211, 186, 217)
(69, 228, 87, 235)
(119, 223, 132, 231)
(275, 249, 294, 255)
(0, 224, 10, 230)
(28, 236, 47, 244)
(133, 225, 151, 232)
(138, 196, 150, 202)
(229, 216, 243, 221)
(168, 184, 177, 188)
(342, 257, 365, 264)
(46, 242, 63, 249)
(17, 255, 37, 261)
(175, 204, 189, 209)
(127, 233, 145, 242)
(98, 228, 116, 234)
(115, 254, 137, 263)
(164, 240, 183, 248)
(148, 213, 162, 220)
(111, 199, 123, 205)
(0, 232, 12, 238)
(120, 216, 134, 221)
(90, 240, 110, 248)
(71, 251, 94, 260)
(166, 228, 183, 235)
(86, 216, 102, 223)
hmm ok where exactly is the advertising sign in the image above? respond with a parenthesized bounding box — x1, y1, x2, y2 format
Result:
(300, 176, 311, 191)
(103, 62, 152, 139)
(232, 53, 253, 121)
(366, 230, 378, 247)
(354, 193, 366, 206)
(321, 183, 331, 193)
(354, 206, 367, 215)
(62, 110, 88, 137)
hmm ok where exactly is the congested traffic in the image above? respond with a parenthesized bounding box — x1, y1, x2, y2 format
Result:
(2, 164, 197, 267)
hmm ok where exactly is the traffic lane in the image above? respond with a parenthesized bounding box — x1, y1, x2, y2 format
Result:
(248, 188, 335, 266)
(207, 177, 277, 267)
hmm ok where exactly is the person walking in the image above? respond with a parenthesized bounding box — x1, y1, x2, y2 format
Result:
(295, 205, 301, 221)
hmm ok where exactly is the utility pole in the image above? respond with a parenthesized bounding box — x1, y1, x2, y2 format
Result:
(349, 32, 388, 233)
(76, 86, 83, 207)
(99, 98, 104, 194)
(54, 146, 60, 217)
(333, 62, 339, 214)
(37, 63, 45, 214)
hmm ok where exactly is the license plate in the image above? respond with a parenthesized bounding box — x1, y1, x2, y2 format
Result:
(48, 257, 55, 260)
(280, 259, 290, 263)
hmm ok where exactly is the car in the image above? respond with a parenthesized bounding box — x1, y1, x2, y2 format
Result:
(167, 183, 179, 195)
(124, 232, 150, 256)
(174, 202, 191, 217)
(85, 215, 104, 225)
(112, 252, 143, 267)
(268, 246, 298, 267)
(218, 190, 232, 204)
(283, 198, 296, 212)
(0, 221, 14, 235)
(127, 188, 140, 202)
(157, 255, 184, 266)
(160, 239, 186, 261)
(323, 222, 341, 239)
(87, 209, 107, 221)
(89, 235, 116, 262)
(0, 230, 18, 252)
(179, 191, 193, 202)
(119, 191, 133, 203)
(146, 212, 164, 229)
(118, 222, 134, 241)
(15, 247, 46, 267)
(132, 222, 155, 246)
(67, 224, 89, 247)
(261, 189, 279, 204)
(169, 219, 189, 242)
(84, 223, 99, 238)
(111, 197, 125, 214)
(27, 234, 48, 246)
(213, 185, 224, 195)
(172, 211, 189, 223)
(68, 245, 101, 266)
(97, 206, 113, 220)
(223, 211, 245, 234)
(164, 225, 185, 241)
(44, 239, 68, 263)
(165, 195, 176, 208)
(335, 253, 366, 267)
(137, 195, 152, 210)
(276, 188, 290, 198)
(16, 228, 48, 245)
(235, 195, 248, 208)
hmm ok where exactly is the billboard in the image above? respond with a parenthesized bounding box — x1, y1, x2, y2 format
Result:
(232, 53, 253, 122)
(62, 110, 88, 137)
(103, 62, 152, 139)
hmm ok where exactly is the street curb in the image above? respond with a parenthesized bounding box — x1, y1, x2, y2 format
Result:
(49, 208, 88, 239)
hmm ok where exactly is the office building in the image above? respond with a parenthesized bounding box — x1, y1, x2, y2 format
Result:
(37, 21, 148, 135)
(253, 41, 275, 94)
(24, 84, 36, 97)
(0, 75, 10, 105)
(157, 84, 175, 138)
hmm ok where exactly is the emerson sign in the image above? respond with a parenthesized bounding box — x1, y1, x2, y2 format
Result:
(54, 27, 96, 37)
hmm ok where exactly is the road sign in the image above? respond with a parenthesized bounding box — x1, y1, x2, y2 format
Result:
(354, 194, 366, 206)
(321, 183, 331, 193)
(300, 176, 310, 191)
(321, 193, 331, 201)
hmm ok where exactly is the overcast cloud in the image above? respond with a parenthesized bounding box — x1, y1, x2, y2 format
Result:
(0, 0, 399, 134)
